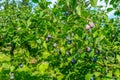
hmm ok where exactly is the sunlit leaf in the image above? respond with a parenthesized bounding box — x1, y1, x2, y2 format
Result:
(76, 5, 81, 16)
(90, 0, 97, 7)
(42, 51, 50, 59)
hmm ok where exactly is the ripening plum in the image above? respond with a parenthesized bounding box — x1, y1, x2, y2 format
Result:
(66, 50, 70, 55)
(46, 37, 49, 42)
(53, 43, 57, 47)
(86, 24, 91, 30)
(95, 49, 101, 54)
(86, 46, 91, 52)
(45, 34, 51, 42)
(67, 40, 72, 44)
(112, 34, 115, 39)
(93, 57, 97, 62)
(89, 22, 94, 28)
(64, 11, 69, 16)
(47, 34, 51, 38)
(71, 58, 76, 64)
(105, 57, 108, 60)
(10, 72, 14, 80)
(19, 63, 23, 68)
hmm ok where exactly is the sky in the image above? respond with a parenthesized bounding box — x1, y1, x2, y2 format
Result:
(97, 0, 115, 18)
(49, 0, 57, 7)
(49, 0, 115, 19)
(0, 0, 115, 18)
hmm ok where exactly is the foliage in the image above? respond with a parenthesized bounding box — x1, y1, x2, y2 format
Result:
(0, 0, 120, 80)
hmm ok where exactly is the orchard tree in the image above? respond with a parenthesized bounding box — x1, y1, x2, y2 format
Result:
(0, 0, 120, 80)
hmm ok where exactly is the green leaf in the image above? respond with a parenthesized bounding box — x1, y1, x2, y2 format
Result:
(27, 19, 31, 27)
(29, 41, 37, 48)
(42, 51, 50, 59)
(110, 0, 117, 4)
(114, 69, 120, 77)
(10, 66, 15, 72)
(89, 49, 94, 57)
(113, 4, 117, 8)
(56, 72, 64, 80)
(66, 0, 70, 7)
(2, 63, 10, 70)
(76, 5, 81, 16)
(114, 10, 120, 16)
(117, 55, 120, 62)
(106, 71, 112, 78)
(60, 47, 66, 55)
(85, 73, 92, 80)
(100, 35, 105, 41)
(43, 41, 47, 49)
(107, 8, 113, 12)
(17, 65, 31, 72)
(93, 72, 101, 77)
(37, 62, 49, 75)
(90, 0, 98, 7)
(32, 0, 38, 3)
(105, 0, 109, 5)
(0, 53, 11, 62)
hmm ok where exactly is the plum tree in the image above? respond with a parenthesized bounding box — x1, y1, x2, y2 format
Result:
(0, 0, 120, 80)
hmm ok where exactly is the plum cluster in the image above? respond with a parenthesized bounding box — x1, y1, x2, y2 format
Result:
(86, 22, 95, 30)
